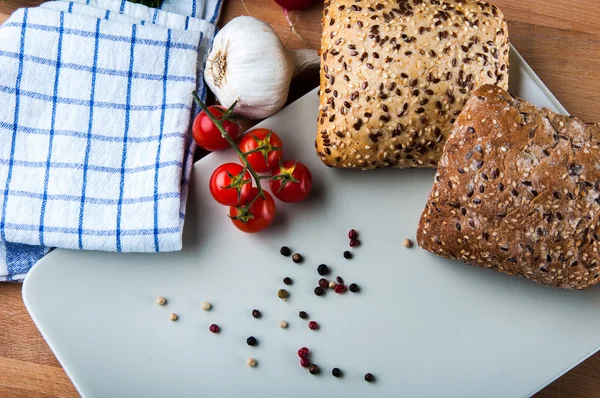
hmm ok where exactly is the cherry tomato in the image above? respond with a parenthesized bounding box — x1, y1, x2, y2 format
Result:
(238, 129, 283, 173)
(229, 188, 276, 233)
(192, 106, 239, 151)
(209, 163, 252, 206)
(269, 160, 312, 203)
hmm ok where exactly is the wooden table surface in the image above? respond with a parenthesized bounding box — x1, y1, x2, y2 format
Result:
(0, 0, 599, 396)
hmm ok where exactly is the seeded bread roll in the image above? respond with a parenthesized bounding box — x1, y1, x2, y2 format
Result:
(317, 0, 509, 169)
(417, 85, 600, 289)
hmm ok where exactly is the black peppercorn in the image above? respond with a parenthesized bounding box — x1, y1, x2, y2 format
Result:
(314, 286, 325, 296)
(252, 309, 261, 319)
(349, 283, 359, 292)
(332, 368, 342, 377)
(336, 276, 344, 284)
(309, 364, 320, 375)
(317, 264, 329, 276)
(283, 277, 292, 285)
(343, 251, 352, 259)
(246, 336, 257, 346)
(292, 253, 303, 263)
(280, 246, 291, 256)
(364, 373, 375, 382)
(299, 311, 308, 319)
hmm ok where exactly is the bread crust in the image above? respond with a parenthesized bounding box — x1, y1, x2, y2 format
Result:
(417, 85, 600, 289)
(317, 0, 509, 169)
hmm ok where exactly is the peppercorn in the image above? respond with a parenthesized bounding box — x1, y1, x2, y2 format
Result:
(329, 281, 337, 289)
(292, 253, 303, 263)
(200, 301, 211, 311)
(364, 373, 375, 382)
(278, 289, 289, 300)
(318, 278, 328, 288)
(308, 321, 318, 330)
(403, 239, 413, 248)
(297, 347, 309, 358)
(299, 311, 308, 319)
(247, 336, 257, 346)
(336, 276, 344, 284)
(300, 358, 310, 368)
(348, 229, 358, 240)
(349, 283, 359, 293)
(280, 246, 291, 256)
(156, 296, 166, 305)
(332, 368, 342, 377)
(247, 358, 257, 367)
(343, 251, 352, 259)
(309, 364, 320, 375)
(283, 277, 293, 285)
(169, 313, 178, 321)
(334, 284, 346, 294)
(349, 239, 361, 247)
(317, 264, 329, 276)
(279, 320, 288, 328)
(314, 286, 325, 296)
(209, 324, 220, 333)
(252, 309, 261, 319)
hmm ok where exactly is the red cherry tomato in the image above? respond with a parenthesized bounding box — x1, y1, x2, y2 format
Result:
(229, 188, 276, 233)
(209, 163, 252, 206)
(192, 106, 239, 151)
(238, 129, 283, 173)
(269, 160, 312, 203)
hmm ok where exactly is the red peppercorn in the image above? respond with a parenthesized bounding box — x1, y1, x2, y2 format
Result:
(308, 321, 319, 330)
(334, 284, 347, 293)
(209, 324, 220, 333)
(318, 278, 328, 288)
(348, 229, 358, 239)
(297, 347, 309, 358)
(300, 358, 311, 368)
(349, 239, 361, 247)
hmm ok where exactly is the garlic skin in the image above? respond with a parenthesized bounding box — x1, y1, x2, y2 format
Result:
(204, 16, 318, 120)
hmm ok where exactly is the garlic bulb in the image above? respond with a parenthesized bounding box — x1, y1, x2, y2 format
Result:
(204, 16, 319, 120)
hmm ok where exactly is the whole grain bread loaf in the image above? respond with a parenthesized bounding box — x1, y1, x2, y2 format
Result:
(417, 85, 600, 289)
(316, 0, 509, 169)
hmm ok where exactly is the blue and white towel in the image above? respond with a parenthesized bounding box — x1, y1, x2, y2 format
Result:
(0, 0, 223, 281)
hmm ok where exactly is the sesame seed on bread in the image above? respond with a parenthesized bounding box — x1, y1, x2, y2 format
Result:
(316, 0, 509, 169)
(417, 85, 600, 289)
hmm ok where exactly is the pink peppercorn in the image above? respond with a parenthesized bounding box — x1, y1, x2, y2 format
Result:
(300, 358, 311, 368)
(348, 229, 357, 239)
(209, 324, 220, 333)
(318, 278, 328, 289)
(334, 284, 347, 294)
(297, 347, 309, 358)
(308, 321, 319, 330)
(349, 239, 361, 247)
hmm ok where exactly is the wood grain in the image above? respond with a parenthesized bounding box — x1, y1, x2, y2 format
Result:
(1, 1, 600, 396)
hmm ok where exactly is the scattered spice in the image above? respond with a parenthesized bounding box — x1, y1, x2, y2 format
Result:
(247, 336, 257, 346)
(300, 358, 311, 368)
(169, 313, 178, 321)
(314, 286, 325, 296)
(247, 358, 257, 367)
(364, 373, 375, 382)
(349, 239, 361, 247)
(403, 238, 414, 248)
(292, 253, 303, 263)
(332, 368, 342, 377)
(209, 324, 220, 333)
(283, 277, 293, 285)
(329, 281, 337, 289)
(343, 251, 353, 259)
(298, 347, 309, 358)
(279, 320, 288, 328)
(308, 321, 319, 330)
(200, 301, 211, 311)
(278, 289, 289, 300)
(334, 284, 347, 294)
(349, 283, 360, 293)
(299, 311, 308, 319)
(309, 364, 320, 375)
(156, 296, 166, 306)
(252, 309, 262, 319)
(348, 229, 358, 239)
(280, 246, 291, 256)
(317, 264, 329, 276)
(336, 276, 344, 284)
(318, 278, 329, 288)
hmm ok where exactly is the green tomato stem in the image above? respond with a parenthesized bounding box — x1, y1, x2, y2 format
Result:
(192, 91, 266, 203)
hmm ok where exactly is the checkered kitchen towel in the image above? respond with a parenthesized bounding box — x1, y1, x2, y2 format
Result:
(0, 0, 223, 281)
